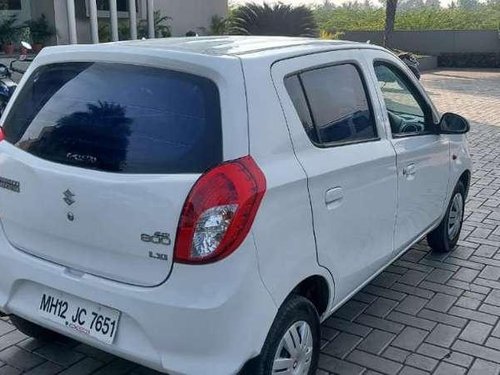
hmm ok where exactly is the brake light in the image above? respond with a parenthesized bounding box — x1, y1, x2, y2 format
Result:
(174, 156, 266, 264)
(0, 128, 4, 142)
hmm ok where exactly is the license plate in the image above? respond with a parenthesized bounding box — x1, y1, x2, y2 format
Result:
(38, 290, 120, 345)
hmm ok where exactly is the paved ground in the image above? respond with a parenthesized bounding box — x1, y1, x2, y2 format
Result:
(0, 69, 499, 375)
(0, 57, 25, 83)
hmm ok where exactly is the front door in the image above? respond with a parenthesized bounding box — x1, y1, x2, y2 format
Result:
(367, 54, 450, 253)
(272, 50, 398, 305)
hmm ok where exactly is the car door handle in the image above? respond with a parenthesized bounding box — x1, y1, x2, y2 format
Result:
(325, 187, 344, 210)
(403, 164, 417, 179)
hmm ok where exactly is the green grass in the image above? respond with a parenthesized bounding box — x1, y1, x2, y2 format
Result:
(314, 4, 500, 32)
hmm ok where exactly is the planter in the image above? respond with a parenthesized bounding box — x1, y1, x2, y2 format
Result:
(417, 56, 438, 71)
(33, 43, 44, 54)
(2, 43, 15, 55)
(438, 53, 500, 68)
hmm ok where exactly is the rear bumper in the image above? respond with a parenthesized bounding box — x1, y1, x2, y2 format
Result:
(0, 233, 277, 375)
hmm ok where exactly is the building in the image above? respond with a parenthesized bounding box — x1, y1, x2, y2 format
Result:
(1, 0, 228, 45)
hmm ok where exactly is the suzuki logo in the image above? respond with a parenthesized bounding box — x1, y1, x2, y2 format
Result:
(63, 189, 76, 206)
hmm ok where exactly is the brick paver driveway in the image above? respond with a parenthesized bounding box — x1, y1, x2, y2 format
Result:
(0, 69, 499, 375)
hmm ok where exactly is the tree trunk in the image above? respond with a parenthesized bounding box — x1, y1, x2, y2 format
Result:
(384, 0, 398, 47)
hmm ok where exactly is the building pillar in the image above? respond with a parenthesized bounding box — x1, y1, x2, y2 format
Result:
(147, 0, 155, 38)
(109, 0, 119, 42)
(129, 0, 138, 39)
(66, 0, 77, 44)
(88, 0, 99, 43)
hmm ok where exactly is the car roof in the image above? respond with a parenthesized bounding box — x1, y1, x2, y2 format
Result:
(38, 36, 389, 70)
(116, 36, 357, 55)
(89, 36, 384, 59)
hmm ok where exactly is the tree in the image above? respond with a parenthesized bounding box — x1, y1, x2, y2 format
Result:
(322, 0, 336, 10)
(457, 0, 479, 8)
(314, 2, 499, 30)
(138, 11, 171, 38)
(208, 15, 229, 35)
(384, 0, 398, 46)
(230, 3, 318, 37)
(363, 0, 375, 8)
(398, 0, 424, 11)
(24, 14, 56, 44)
(424, 0, 441, 8)
(28, 101, 132, 172)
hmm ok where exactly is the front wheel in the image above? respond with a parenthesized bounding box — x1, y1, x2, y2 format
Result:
(427, 181, 466, 252)
(244, 295, 320, 375)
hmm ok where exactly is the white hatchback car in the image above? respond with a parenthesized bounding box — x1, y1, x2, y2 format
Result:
(0, 37, 471, 375)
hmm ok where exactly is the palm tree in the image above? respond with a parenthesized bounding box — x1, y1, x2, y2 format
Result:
(208, 15, 229, 35)
(230, 2, 318, 37)
(384, 0, 398, 47)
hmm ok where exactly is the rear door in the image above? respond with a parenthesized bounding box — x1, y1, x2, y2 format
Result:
(364, 51, 450, 253)
(0, 58, 241, 286)
(273, 50, 398, 305)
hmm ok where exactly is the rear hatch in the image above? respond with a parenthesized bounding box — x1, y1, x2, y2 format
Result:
(0, 60, 223, 286)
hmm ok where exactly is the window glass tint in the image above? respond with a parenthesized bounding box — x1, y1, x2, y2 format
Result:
(300, 64, 377, 145)
(3, 62, 222, 174)
(284, 75, 318, 143)
(374, 63, 431, 136)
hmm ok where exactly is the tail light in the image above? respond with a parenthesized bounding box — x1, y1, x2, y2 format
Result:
(0, 128, 4, 142)
(174, 156, 266, 264)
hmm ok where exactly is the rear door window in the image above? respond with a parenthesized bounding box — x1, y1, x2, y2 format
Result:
(285, 63, 377, 146)
(3, 62, 222, 174)
(284, 75, 318, 143)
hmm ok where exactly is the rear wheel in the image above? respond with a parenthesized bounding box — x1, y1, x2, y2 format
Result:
(10, 315, 61, 341)
(244, 295, 320, 375)
(427, 181, 465, 252)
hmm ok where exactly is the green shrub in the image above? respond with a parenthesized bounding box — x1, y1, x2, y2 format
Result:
(24, 14, 56, 44)
(0, 15, 19, 44)
(99, 10, 171, 43)
(315, 3, 500, 31)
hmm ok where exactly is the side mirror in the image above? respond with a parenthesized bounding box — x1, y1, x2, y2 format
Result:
(439, 112, 470, 134)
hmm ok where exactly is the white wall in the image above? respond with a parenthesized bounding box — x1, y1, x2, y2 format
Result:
(57, 0, 228, 44)
(151, 0, 228, 36)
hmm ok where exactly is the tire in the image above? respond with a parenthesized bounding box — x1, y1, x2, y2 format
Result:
(10, 315, 62, 341)
(243, 295, 320, 375)
(427, 181, 466, 253)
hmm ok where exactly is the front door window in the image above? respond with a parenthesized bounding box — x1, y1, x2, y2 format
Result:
(374, 63, 434, 136)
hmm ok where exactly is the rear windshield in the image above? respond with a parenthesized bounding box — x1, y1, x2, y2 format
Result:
(3, 62, 222, 174)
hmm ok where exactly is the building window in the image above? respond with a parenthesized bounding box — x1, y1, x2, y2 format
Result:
(86, 0, 141, 18)
(96, 0, 138, 12)
(0, 0, 22, 10)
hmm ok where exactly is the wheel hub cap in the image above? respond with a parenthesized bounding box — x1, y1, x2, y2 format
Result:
(448, 192, 464, 240)
(272, 320, 313, 375)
